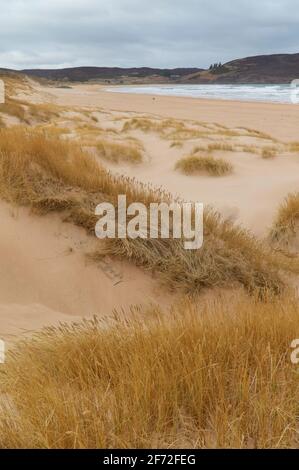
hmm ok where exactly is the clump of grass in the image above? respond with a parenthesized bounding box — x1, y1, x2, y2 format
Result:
(96, 139, 143, 164)
(191, 145, 207, 154)
(122, 117, 185, 134)
(26, 103, 62, 123)
(215, 129, 241, 138)
(239, 144, 259, 154)
(170, 141, 183, 148)
(270, 192, 299, 250)
(1, 292, 299, 449)
(207, 143, 234, 152)
(0, 127, 157, 207)
(0, 97, 28, 123)
(262, 147, 277, 159)
(175, 154, 233, 176)
(191, 143, 236, 155)
(105, 208, 287, 296)
(288, 142, 299, 153)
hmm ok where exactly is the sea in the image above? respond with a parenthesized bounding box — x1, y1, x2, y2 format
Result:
(107, 84, 298, 104)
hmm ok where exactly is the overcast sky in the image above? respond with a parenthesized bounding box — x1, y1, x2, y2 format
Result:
(1, 0, 298, 69)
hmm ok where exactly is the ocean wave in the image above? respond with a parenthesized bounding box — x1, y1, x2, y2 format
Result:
(107, 84, 294, 104)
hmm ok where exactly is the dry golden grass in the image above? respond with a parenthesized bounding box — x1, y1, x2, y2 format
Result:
(96, 139, 143, 164)
(170, 141, 183, 148)
(288, 142, 299, 153)
(0, 126, 294, 296)
(262, 147, 277, 159)
(175, 154, 233, 176)
(122, 117, 276, 148)
(0, 127, 158, 207)
(122, 117, 214, 141)
(1, 292, 299, 449)
(0, 73, 74, 131)
(192, 143, 236, 154)
(270, 193, 299, 250)
(239, 144, 259, 154)
(207, 142, 234, 152)
(122, 117, 185, 134)
(191, 145, 207, 154)
(26, 103, 63, 123)
(238, 127, 276, 141)
(0, 97, 28, 124)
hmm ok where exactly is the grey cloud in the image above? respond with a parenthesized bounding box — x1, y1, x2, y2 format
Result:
(0, 0, 298, 69)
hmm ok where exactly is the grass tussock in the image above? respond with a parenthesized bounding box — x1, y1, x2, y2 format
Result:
(262, 147, 277, 159)
(170, 141, 183, 148)
(175, 154, 233, 176)
(0, 97, 27, 124)
(270, 192, 299, 250)
(288, 142, 299, 153)
(0, 126, 293, 296)
(1, 292, 299, 449)
(207, 142, 234, 152)
(96, 139, 143, 164)
(239, 144, 259, 154)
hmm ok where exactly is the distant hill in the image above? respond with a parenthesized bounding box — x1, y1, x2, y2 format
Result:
(182, 53, 299, 84)
(1, 53, 299, 84)
(20, 66, 202, 83)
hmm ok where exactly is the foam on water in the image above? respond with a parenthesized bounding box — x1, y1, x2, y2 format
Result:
(107, 84, 296, 104)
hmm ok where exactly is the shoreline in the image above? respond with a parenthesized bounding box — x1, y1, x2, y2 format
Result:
(105, 83, 295, 106)
(46, 83, 299, 141)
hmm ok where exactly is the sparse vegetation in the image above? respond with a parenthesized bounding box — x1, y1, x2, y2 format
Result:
(239, 144, 259, 154)
(170, 141, 183, 148)
(96, 139, 143, 164)
(191, 143, 235, 154)
(288, 142, 299, 152)
(262, 147, 277, 159)
(175, 154, 233, 176)
(270, 192, 299, 250)
(207, 142, 234, 152)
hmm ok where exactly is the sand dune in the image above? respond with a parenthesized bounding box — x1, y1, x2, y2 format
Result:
(0, 201, 171, 342)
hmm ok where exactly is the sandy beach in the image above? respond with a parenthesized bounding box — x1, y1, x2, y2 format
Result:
(48, 84, 299, 141)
